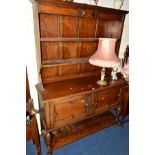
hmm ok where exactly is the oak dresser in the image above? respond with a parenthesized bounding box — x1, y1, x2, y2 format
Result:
(31, 0, 128, 154)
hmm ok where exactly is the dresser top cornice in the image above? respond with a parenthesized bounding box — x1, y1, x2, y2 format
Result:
(31, 0, 128, 14)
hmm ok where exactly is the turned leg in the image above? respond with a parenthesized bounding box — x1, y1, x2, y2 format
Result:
(115, 106, 121, 128)
(121, 117, 124, 128)
(46, 132, 53, 155)
(34, 129, 41, 155)
(47, 152, 52, 155)
(121, 86, 129, 127)
(35, 139, 41, 155)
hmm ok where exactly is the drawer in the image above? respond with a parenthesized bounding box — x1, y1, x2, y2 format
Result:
(53, 95, 91, 128)
(93, 88, 120, 113)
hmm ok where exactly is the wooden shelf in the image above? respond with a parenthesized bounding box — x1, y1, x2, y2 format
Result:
(40, 38, 121, 42)
(42, 111, 116, 150)
(53, 111, 115, 149)
(40, 38, 99, 42)
(42, 58, 89, 67)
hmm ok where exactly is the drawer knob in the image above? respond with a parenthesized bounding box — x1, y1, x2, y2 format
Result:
(81, 100, 85, 103)
(101, 97, 104, 100)
(106, 104, 108, 108)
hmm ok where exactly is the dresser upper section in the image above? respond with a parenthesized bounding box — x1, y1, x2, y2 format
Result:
(32, 0, 128, 85)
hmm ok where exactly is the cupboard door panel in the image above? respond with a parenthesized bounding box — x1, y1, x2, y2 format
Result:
(54, 96, 89, 127)
(55, 102, 72, 123)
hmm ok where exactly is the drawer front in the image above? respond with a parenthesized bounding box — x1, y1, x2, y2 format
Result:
(93, 88, 120, 113)
(54, 95, 91, 128)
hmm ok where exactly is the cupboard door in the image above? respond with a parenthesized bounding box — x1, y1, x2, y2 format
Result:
(54, 95, 90, 128)
(93, 88, 120, 113)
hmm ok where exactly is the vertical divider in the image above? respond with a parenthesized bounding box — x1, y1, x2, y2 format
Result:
(95, 17, 99, 38)
(57, 15, 63, 76)
(93, 17, 99, 71)
(77, 15, 81, 73)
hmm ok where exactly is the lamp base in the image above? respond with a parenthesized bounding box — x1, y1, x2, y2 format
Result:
(97, 80, 107, 86)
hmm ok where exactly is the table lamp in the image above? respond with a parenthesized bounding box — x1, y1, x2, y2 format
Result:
(89, 38, 121, 86)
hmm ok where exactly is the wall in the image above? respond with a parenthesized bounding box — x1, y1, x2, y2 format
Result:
(26, 0, 129, 132)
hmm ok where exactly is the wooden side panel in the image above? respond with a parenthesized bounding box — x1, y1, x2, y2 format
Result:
(39, 14, 58, 38)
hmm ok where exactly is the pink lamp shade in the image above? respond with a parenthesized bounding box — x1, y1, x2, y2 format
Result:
(89, 38, 121, 67)
(122, 58, 129, 75)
